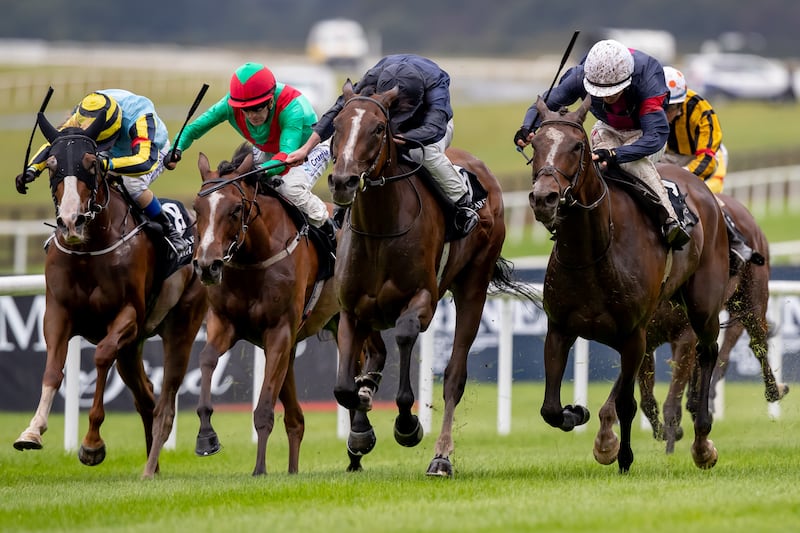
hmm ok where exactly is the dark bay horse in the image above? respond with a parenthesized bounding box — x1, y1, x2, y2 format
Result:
(639, 193, 788, 452)
(528, 97, 730, 472)
(13, 115, 207, 479)
(192, 146, 386, 475)
(328, 81, 531, 477)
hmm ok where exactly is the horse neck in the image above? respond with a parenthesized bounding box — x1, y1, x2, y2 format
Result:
(555, 160, 613, 263)
(237, 195, 296, 261)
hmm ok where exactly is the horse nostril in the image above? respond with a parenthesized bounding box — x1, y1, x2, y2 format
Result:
(210, 259, 224, 274)
(75, 214, 86, 228)
(346, 175, 360, 190)
(544, 191, 559, 207)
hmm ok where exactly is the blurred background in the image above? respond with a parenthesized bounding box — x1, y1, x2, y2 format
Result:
(1, 0, 799, 267)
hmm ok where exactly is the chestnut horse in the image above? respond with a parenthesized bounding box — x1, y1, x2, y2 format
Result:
(13, 115, 207, 479)
(639, 193, 788, 452)
(192, 146, 387, 475)
(327, 82, 532, 477)
(528, 98, 730, 472)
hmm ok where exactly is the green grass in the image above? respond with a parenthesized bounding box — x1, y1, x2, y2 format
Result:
(1, 382, 798, 532)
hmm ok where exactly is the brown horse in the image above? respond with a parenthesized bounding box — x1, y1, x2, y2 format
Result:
(639, 193, 789, 452)
(528, 97, 730, 472)
(192, 146, 387, 475)
(13, 115, 207, 479)
(327, 81, 532, 477)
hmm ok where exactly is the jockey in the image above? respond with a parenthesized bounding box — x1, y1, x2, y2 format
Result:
(285, 53, 479, 237)
(661, 65, 758, 268)
(166, 62, 336, 241)
(515, 39, 691, 250)
(16, 89, 190, 255)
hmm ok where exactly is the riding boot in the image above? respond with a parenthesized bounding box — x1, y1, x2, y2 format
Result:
(154, 211, 190, 255)
(662, 218, 691, 250)
(320, 218, 337, 259)
(454, 194, 479, 237)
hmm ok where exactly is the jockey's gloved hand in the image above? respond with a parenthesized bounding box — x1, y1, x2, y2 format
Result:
(513, 126, 532, 146)
(15, 169, 36, 194)
(593, 148, 618, 166)
(164, 149, 181, 170)
(97, 151, 112, 172)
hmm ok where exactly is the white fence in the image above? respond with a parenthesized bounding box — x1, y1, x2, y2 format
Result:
(5, 165, 800, 275)
(2, 275, 798, 451)
(503, 164, 800, 247)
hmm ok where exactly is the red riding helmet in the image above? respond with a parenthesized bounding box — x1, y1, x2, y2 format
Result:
(228, 62, 276, 108)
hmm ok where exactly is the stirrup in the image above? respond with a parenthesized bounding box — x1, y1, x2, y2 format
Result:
(663, 220, 690, 250)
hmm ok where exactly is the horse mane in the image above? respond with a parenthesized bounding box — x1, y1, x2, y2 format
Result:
(217, 142, 254, 177)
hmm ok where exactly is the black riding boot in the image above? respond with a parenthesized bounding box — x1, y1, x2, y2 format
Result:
(154, 211, 190, 255)
(662, 217, 691, 250)
(454, 194, 479, 237)
(332, 206, 347, 229)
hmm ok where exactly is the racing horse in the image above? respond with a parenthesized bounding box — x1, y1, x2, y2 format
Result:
(328, 81, 532, 477)
(527, 97, 730, 471)
(192, 145, 387, 475)
(13, 114, 207, 479)
(639, 193, 788, 452)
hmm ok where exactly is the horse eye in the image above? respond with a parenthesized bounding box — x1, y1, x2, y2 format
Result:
(230, 204, 242, 218)
(375, 123, 385, 135)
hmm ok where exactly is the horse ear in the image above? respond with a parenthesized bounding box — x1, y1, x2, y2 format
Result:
(237, 153, 253, 175)
(37, 112, 59, 143)
(198, 152, 210, 178)
(380, 85, 400, 108)
(575, 97, 591, 123)
(342, 79, 355, 99)
(534, 96, 549, 118)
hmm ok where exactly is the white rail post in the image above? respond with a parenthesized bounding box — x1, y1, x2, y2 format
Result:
(497, 297, 514, 435)
(252, 346, 264, 443)
(573, 338, 589, 433)
(336, 348, 349, 440)
(64, 336, 81, 452)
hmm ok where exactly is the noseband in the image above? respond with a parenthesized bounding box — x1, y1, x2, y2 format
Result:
(533, 119, 607, 210)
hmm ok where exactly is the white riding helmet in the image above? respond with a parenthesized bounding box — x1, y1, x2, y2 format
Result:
(663, 66, 687, 104)
(583, 39, 635, 97)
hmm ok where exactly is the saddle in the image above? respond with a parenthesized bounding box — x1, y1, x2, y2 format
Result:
(600, 165, 697, 239)
(257, 183, 336, 282)
(398, 153, 488, 242)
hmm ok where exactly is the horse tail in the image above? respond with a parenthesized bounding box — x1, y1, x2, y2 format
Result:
(488, 256, 542, 306)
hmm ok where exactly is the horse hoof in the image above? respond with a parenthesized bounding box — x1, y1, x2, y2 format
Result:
(78, 444, 106, 466)
(13, 432, 43, 451)
(562, 404, 590, 431)
(195, 432, 221, 456)
(347, 428, 377, 456)
(593, 433, 619, 465)
(692, 439, 718, 469)
(426, 455, 453, 477)
(394, 415, 423, 447)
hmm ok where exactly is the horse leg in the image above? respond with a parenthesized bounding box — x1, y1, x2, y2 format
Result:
(142, 286, 204, 479)
(14, 309, 71, 451)
(738, 303, 788, 403)
(278, 349, 304, 474)
(709, 320, 742, 409)
(541, 326, 588, 431)
(333, 310, 370, 410)
(113, 343, 157, 459)
(195, 313, 236, 457)
(252, 326, 293, 476)
(347, 331, 386, 470)
(392, 291, 435, 451)
(637, 348, 663, 441)
(426, 284, 487, 477)
(80, 306, 139, 466)
(689, 337, 719, 469)
(663, 335, 695, 453)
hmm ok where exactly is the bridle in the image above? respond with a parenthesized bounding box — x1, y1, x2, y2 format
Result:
(533, 118, 608, 211)
(338, 95, 423, 190)
(199, 176, 262, 262)
(533, 117, 613, 269)
(49, 133, 110, 226)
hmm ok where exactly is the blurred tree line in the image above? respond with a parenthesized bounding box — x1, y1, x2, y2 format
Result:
(1, 0, 798, 58)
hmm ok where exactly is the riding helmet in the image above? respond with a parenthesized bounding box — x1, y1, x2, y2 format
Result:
(583, 39, 635, 98)
(228, 62, 276, 108)
(663, 66, 688, 104)
(73, 92, 122, 145)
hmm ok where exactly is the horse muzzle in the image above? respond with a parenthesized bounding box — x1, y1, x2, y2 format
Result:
(56, 214, 88, 244)
(193, 258, 224, 285)
(328, 173, 358, 206)
(529, 187, 560, 230)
